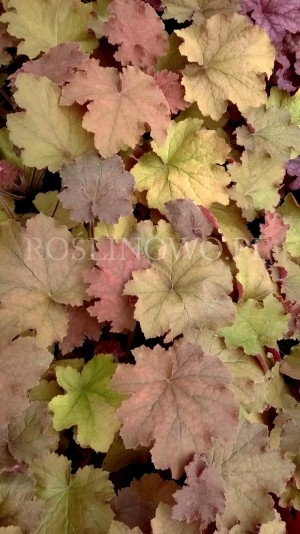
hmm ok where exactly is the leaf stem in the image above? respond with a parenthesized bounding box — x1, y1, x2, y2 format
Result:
(50, 197, 60, 218)
(0, 187, 26, 200)
(0, 87, 16, 110)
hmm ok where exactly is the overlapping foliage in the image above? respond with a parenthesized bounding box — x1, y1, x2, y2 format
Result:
(0, 0, 300, 532)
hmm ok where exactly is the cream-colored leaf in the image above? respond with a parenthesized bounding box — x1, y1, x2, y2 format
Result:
(229, 151, 285, 220)
(7, 74, 94, 172)
(124, 240, 235, 341)
(235, 246, 277, 301)
(236, 105, 300, 162)
(0, 0, 97, 58)
(162, 0, 239, 23)
(176, 14, 275, 120)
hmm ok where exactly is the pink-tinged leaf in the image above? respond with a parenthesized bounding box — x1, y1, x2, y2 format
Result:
(205, 420, 295, 531)
(289, 176, 300, 191)
(0, 311, 53, 428)
(257, 212, 289, 259)
(296, 52, 300, 76)
(94, 338, 125, 359)
(84, 238, 150, 332)
(281, 299, 300, 338)
(172, 455, 225, 527)
(286, 157, 300, 190)
(7, 401, 59, 465)
(143, 0, 162, 9)
(0, 214, 92, 347)
(59, 153, 135, 224)
(12, 42, 89, 86)
(59, 304, 101, 355)
(111, 341, 239, 479)
(149, 69, 187, 114)
(243, 0, 300, 42)
(103, 0, 168, 67)
(0, 470, 44, 532)
(164, 199, 213, 241)
(275, 52, 300, 93)
(61, 60, 170, 157)
(0, 160, 23, 190)
(111, 488, 154, 533)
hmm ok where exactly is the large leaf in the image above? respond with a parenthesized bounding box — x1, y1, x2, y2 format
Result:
(132, 118, 230, 212)
(176, 14, 275, 120)
(32, 452, 114, 534)
(124, 239, 235, 341)
(7, 74, 94, 172)
(205, 420, 294, 531)
(112, 341, 239, 478)
(0, 0, 97, 58)
(61, 61, 170, 157)
(0, 214, 92, 346)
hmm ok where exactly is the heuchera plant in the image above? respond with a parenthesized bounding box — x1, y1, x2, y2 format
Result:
(1, 0, 300, 532)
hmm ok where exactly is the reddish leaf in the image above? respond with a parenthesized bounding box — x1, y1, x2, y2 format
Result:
(164, 199, 213, 241)
(282, 299, 300, 338)
(0, 160, 23, 191)
(103, 0, 167, 67)
(59, 153, 135, 224)
(111, 488, 154, 533)
(257, 212, 289, 258)
(172, 455, 225, 527)
(84, 238, 150, 332)
(59, 304, 102, 355)
(286, 156, 300, 190)
(0, 310, 53, 428)
(112, 341, 239, 478)
(243, 0, 300, 42)
(276, 52, 300, 93)
(61, 60, 170, 157)
(12, 42, 89, 86)
(149, 69, 187, 114)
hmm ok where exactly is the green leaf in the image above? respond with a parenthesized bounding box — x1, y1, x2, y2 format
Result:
(49, 354, 125, 452)
(132, 118, 230, 212)
(32, 452, 114, 534)
(277, 193, 300, 258)
(219, 295, 289, 356)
